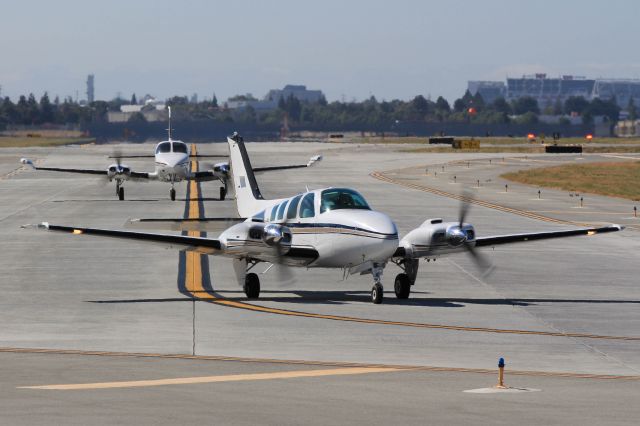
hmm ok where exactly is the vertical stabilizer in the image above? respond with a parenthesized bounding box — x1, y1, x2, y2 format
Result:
(227, 133, 268, 218)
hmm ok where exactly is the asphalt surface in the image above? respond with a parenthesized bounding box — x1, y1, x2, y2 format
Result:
(0, 141, 638, 425)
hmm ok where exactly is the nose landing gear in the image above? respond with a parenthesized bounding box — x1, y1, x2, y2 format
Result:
(170, 187, 176, 201)
(116, 181, 125, 201)
(370, 264, 385, 304)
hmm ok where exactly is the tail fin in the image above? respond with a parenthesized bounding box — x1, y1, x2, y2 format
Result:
(227, 133, 268, 218)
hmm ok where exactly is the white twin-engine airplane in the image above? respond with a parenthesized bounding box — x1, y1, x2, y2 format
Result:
(20, 107, 321, 201)
(25, 133, 622, 304)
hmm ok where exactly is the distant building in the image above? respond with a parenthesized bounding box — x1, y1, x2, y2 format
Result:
(264, 84, 324, 103)
(614, 119, 640, 137)
(467, 81, 506, 103)
(506, 74, 594, 108)
(226, 84, 325, 112)
(468, 74, 640, 110)
(107, 96, 167, 122)
(592, 79, 640, 107)
(225, 99, 277, 112)
(86, 74, 95, 103)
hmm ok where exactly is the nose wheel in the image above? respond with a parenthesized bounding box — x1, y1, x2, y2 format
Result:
(170, 188, 176, 201)
(371, 283, 383, 304)
(219, 186, 226, 200)
(370, 264, 385, 304)
(116, 182, 125, 201)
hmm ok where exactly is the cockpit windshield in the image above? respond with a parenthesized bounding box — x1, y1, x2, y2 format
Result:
(320, 188, 370, 213)
(156, 142, 171, 154)
(172, 142, 188, 153)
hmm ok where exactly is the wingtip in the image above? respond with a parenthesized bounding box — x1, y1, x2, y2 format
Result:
(20, 158, 35, 168)
(21, 222, 50, 230)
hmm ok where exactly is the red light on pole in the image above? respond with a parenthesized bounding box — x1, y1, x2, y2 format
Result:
(586, 134, 593, 140)
(527, 133, 535, 139)
(467, 107, 476, 115)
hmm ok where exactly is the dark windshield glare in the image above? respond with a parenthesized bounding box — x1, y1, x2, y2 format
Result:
(320, 188, 370, 213)
(157, 142, 171, 153)
(172, 142, 188, 153)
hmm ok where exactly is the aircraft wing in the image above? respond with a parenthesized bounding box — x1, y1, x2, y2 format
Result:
(393, 224, 623, 259)
(125, 217, 245, 232)
(24, 223, 223, 255)
(20, 159, 150, 180)
(473, 225, 622, 247)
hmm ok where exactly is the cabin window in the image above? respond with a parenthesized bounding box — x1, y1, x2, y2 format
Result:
(276, 201, 288, 221)
(269, 205, 278, 222)
(320, 188, 370, 213)
(156, 142, 171, 153)
(172, 142, 188, 153)
(287, 195, 302, 220)
(252, 210, 265, 222)
(299, 193, 315, 218)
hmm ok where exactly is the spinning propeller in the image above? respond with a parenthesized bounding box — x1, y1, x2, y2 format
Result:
(455, 191, 494, 277)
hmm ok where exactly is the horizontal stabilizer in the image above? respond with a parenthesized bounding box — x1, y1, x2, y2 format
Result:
(125, 217, 244, 232)
(107, 154, 226, 159)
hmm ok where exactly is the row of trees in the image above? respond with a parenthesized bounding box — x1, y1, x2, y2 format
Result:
(0, 90, 623, 130)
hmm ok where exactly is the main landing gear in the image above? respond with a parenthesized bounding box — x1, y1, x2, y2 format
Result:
(219, 186, 226, 200)
(391, 258, 418, 300)
(394, 273, 411, 299)
(170, 187, 176, 201)
(244, 272, 260, 299)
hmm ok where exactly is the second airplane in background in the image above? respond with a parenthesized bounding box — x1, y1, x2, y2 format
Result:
(20, 108, 321, 201)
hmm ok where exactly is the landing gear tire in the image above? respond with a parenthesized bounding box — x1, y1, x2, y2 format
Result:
(170, 188, 176, 201)
(118, 186, 125, 201)
(219, 186, 226, 200)
(244, 272, 260, 299)
(371, 283, 383, 304)
(394, 273, 411, 299)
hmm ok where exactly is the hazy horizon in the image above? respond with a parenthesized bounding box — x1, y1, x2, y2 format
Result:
(2, 0, 639, 103)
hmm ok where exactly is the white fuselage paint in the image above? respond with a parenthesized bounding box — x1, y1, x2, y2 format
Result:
(152, 140, 191, 183)
(218, 188, 399, 269)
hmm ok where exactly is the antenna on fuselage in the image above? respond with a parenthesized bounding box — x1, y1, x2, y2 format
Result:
(166, 106, 173, 141)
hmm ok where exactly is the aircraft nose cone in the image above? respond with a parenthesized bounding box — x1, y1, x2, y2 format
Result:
(447, 227, 467, 247)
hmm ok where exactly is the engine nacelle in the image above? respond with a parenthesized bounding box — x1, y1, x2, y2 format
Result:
(221, 222, 292, 258)
(400, 218, 475, 259)
(107, 163, 131, 181)
(213, 162, 229, 176)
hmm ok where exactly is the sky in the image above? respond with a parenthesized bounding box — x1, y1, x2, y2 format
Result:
(1, 0, 640, 103)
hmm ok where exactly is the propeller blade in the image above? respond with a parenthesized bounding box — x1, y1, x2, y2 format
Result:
(463, 243, 495, 277)
(459, 190, 473, 227)
(111, 148, 123, 167)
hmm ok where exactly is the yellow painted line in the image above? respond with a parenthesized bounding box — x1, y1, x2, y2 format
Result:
(19, 367, 400, 390)
(4, 347, 639, 382)
(205, 298, 640, 341)
(185, 144, 205, 295)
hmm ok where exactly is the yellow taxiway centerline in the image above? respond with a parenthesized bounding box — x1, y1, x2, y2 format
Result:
(19, 367, 401, 390)
(185, 144, 205, 295)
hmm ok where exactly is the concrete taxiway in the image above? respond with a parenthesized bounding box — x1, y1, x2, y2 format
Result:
(0, 142, 638, 425)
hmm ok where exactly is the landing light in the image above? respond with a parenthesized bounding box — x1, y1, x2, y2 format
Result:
(585, 134, 593, 140)
(73, 229, 83, 235)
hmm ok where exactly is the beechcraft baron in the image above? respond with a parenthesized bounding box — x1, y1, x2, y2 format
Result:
(25, 133, 622, 304)
(20, 108, 321, 201)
